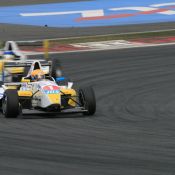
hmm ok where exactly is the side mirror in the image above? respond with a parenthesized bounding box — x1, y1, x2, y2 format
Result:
(56, 77, 73, 88)
(68, 82, 73, 89)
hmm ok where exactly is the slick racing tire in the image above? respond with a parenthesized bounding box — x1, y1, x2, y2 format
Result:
(51, 58, 62, 79)
(2, 89, 19, 118)
(79, 87, 96, 116)
(0, 81, 3, 108)
(12, 74, 23, 82)
(23, 66, 30, 77)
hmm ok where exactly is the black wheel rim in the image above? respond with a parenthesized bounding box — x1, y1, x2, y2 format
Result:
(79, 91, 85, 107)
(2, 96, 7, 115)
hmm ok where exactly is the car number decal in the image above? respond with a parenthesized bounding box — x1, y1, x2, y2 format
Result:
(42, 85, 60, 94)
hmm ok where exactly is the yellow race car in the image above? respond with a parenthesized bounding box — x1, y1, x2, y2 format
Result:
(0, 61, 96, 118)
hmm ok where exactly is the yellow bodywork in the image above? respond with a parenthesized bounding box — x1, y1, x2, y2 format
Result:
(47, 94, 60, 104)
(44, 88, 77, 107)
(61, 88, 77, 107)
(0, 61, 3, 71)
(0, 61, 24, 74)
(21, 78, 30, 83)
(7, 67, 24, 74)
(3, 86, 17, 90)
(18, 91, 33, 97)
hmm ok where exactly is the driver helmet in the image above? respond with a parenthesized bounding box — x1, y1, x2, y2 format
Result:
(31, 69, 45, 81)
(3, 51, 15, 60)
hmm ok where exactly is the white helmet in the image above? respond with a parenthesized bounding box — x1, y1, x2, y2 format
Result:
(3, 51, 15, 60)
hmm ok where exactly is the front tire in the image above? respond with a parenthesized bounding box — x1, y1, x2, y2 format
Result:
(79, 87, 96, 116)
(2, 89, 19, 118)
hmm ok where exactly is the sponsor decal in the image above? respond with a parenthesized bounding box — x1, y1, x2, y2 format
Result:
(44, 90, 60, 94)
(42, 85, 60, 94)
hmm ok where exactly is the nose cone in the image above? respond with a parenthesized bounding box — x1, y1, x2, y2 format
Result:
(48, 94, 61, 104)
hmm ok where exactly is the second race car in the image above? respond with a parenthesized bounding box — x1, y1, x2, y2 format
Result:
(0, 41, 62, 82)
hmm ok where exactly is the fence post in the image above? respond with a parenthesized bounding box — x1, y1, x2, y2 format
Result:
(43, 40, 49, 60)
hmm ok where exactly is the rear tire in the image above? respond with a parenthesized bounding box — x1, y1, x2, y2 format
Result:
(51, 58, 62, 79)
(23, 66, 30, 77)
(2, 89, 19, 118)
(12, 74, 23, 82)
(79, 87, 96, 116)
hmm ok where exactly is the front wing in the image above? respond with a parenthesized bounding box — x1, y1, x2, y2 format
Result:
(22, 107, 87, 115)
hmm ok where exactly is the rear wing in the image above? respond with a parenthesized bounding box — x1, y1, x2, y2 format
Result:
(3, 60, 52, 68)
(0, 60, 52, 82)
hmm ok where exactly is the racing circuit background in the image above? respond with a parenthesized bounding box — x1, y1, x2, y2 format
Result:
(1, 0, 175, 175)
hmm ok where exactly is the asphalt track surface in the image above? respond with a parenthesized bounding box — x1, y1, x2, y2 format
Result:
(1, 22, 175, 41)
(0, 0, 87, 6)
(1, 45, 175, 175)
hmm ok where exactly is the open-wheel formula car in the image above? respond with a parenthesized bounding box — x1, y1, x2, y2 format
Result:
(0, 41, 62, 82)
(0, 61, 96, 118)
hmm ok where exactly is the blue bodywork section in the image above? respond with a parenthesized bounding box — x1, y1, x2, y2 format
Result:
(4, 51, 14, 55)
(56, 77, 66, 82)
